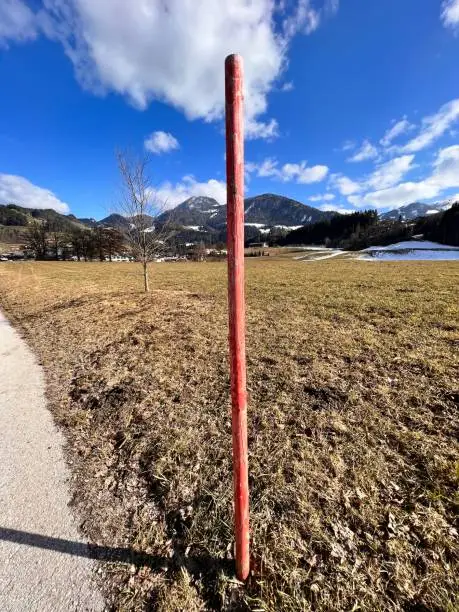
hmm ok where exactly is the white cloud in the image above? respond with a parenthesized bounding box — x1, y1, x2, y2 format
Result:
(318, 204, 354, 214)
(0, 0, 37, 47)
(144, 131, 179, 154)
(154, 175, 226, 208)
(246, 118, 279, 141)
(430, 144, 459, 187)
(347, 140, 378, 162)
(330, 174, 361, 196)
(352, 145, 459, 209)
(352, 182, 439, 210)
(441, 0, 459, 30)
(380, 118, 414, 147)
(401, 99, 459, 152)
(282, 162, 329, 183)
(347, 195, 362, 207)
(366, 155, 416, 190)
(331, 154, 416, 205)
(0, 174, 70, 213)
(309, 193, 335, 202)
(26, 0, 337, 140)
(247, 158, 328, 183)
(248, 157, 279, 178)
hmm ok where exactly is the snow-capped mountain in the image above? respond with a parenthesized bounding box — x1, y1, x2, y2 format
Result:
(381, 200, 456, 221)
(158, 193, 334, 231)
(157, 196, 223, 228)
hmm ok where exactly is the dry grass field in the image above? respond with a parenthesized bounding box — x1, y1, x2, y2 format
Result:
(0, 259, 458, 611)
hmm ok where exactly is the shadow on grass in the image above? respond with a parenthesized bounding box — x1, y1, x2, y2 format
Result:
(0, 525, 234, 579)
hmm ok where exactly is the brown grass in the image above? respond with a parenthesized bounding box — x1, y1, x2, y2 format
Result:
(0, 259, 458, 611)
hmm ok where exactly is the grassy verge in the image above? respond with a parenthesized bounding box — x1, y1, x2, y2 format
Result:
(0, 260, 458, 611)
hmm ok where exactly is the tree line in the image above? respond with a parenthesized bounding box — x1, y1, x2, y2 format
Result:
(26, 220, 125, 261)
(281, 210, 380, 249)
(280, 204, 459, 250)
(414, 203, 459, 246)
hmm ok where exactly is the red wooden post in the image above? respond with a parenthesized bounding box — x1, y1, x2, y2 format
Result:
(225, 53, 250, 581)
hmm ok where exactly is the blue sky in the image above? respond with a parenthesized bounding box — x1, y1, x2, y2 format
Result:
(1, 0, 459, 219)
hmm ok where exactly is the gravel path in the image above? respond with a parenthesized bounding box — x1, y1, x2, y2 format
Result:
(0, 311, 105, 612)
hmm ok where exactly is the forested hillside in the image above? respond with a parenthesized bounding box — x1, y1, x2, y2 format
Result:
(282, 204, 459, 249)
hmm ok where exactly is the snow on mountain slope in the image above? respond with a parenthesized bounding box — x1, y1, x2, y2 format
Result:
(381, 200, 456, 221)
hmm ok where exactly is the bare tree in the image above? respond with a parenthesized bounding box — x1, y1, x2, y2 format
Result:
(94, 225, 107, 262)
(26, 220, 48, 259)
(81, 230, 96, 261)
(103, 228, 124, 262)
(191, 240, 207, 261)
(116, 150, 174, 292)
(47, 219, 65, 260)
(69, 228, 85, 261)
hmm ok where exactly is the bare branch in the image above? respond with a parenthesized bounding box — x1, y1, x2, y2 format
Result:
(114, 149, 176, 291)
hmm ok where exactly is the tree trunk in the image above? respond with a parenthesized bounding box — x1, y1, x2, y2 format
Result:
(143, 260, 149, 292)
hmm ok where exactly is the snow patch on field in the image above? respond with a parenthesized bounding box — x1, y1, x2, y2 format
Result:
(364, 240, 459, 252)
(295, 250, 344, 261)
(305, 251, 344, 261)
(362, 251, 459, 261)
(362, 240, 459, 261)
(294, 246, 331, 251)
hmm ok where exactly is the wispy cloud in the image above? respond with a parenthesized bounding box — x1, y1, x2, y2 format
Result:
(347, 140, 378, 163)
(380, 118, 415, 147)
(401, 99, 459, 152)
(366, 155, 416, 190)
(0, 0, 37, 48)
(280, 81, 294, 92)
(349, 145, 459, 209)
(340, 140, 356, 152)
(331, 154, 416, 205)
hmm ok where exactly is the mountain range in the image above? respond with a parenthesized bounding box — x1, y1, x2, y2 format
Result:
(1, 195, 457, 247)
(154, 193, 334, 233)
(381, 200, 455, 221)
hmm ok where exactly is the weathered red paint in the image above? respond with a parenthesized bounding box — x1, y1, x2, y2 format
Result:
(225, 53, 250, 582)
